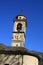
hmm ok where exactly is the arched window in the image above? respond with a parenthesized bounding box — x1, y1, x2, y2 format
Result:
(17, 23, 22, 32)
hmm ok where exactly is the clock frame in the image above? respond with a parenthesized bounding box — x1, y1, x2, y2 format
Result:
(12, 33, 24, 41)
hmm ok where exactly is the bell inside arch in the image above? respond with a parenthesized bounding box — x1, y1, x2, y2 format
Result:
(17, 23, 22, 32)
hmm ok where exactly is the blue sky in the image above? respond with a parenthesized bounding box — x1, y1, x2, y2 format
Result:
(0, 0, 43, 52)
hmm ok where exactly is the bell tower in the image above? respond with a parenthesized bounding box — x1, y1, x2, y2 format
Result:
(11, 13, 27, 47)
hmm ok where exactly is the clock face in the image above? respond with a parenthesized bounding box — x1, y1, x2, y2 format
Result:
(12, 33, 24, 41)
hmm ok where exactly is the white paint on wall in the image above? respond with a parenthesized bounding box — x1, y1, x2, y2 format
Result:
(23, 55, 38, 65)
(0, 54, 39, 65)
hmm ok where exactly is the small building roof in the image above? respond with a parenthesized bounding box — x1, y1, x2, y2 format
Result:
(0, 44, 43, 61)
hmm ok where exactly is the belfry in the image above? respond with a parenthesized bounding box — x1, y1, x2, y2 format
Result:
(11, 14, 27, 47)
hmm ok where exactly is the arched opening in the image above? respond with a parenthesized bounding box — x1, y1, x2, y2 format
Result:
(17, 23, 22, 32)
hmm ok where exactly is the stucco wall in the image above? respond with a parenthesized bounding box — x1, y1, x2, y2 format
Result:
(0, 54, 38, 65)
(23, 55, 38, 65)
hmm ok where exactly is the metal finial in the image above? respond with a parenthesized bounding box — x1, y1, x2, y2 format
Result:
(19, 10, 23, 15)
